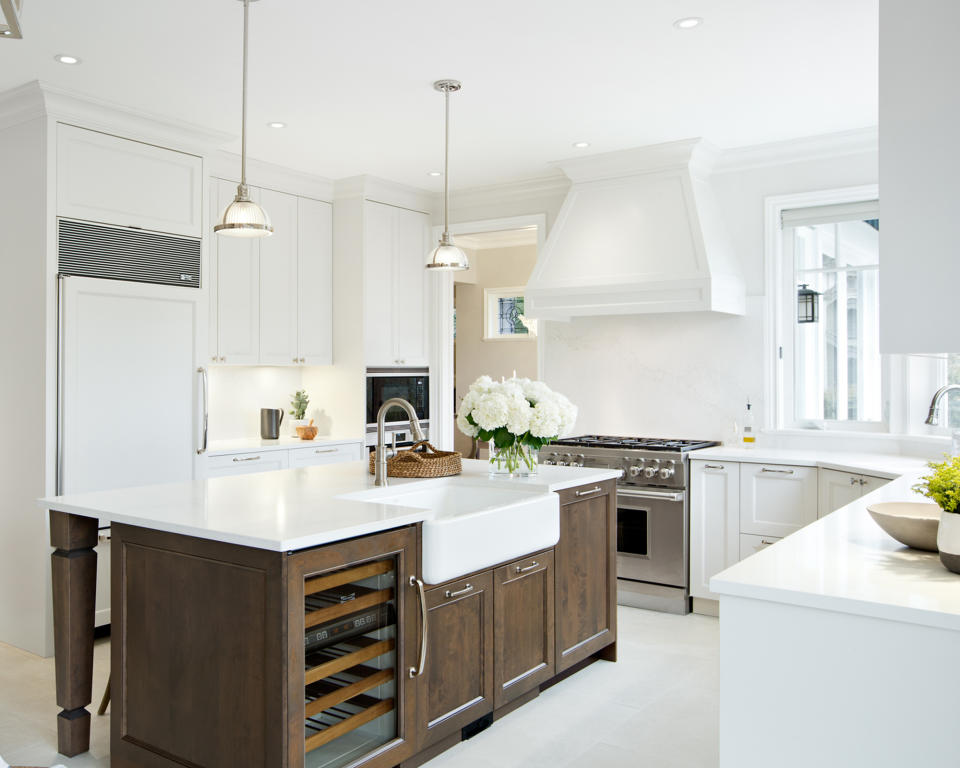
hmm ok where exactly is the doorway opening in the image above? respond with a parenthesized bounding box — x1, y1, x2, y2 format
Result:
(452, 227, 540, 457)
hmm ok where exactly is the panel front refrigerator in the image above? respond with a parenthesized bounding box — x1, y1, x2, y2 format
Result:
(58, 275, 207, 625)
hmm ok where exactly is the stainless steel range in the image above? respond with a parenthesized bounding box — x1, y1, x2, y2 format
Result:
(540, 435, 719, 615)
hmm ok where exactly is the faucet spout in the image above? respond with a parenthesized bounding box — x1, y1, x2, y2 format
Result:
(925, 384, 960, 426)
(375, 398, 426, 487)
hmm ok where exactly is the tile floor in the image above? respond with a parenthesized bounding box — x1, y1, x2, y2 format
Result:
(0, 607, 718, 768)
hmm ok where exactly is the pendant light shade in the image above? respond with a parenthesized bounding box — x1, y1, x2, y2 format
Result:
(426, 79, 468, 271)
(215, 0, 273, 238)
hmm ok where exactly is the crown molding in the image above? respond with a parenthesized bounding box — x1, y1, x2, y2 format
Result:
(210, 151, 334, 202)
(454, 227, 539, 250)
(444, 171, 570, 213)
(0, 80, 233, 154)
(712, 127, 878, 173)
(333, 175, 435, 214)
(548, 138, 722, 183)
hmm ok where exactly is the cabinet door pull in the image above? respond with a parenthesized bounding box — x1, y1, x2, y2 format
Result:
(859, 478, 869, 486)
(196, 367, 208, 455)
(409, 576, 427, 678)
(314, 448, 338, 454)
(704, 464, 725, 470)
(515, 561, 540, 575)
(850, 476, 860, 485)
(575, 486, 603, 497)
(761, 467, 795, 475)
(760, 539, 777, 546)
(444, 583, 474, 599)
(232, 455, 261, 463)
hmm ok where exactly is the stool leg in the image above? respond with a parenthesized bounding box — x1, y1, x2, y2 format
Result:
(97, 675, 111, 716)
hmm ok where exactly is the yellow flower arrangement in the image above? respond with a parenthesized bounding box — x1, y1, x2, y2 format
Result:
(914, 455, 960, 514)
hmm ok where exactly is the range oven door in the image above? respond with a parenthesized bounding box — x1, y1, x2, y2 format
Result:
(616, 488, 688, 589)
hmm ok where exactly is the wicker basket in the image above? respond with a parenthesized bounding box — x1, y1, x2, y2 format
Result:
(368, 440, 462, 479)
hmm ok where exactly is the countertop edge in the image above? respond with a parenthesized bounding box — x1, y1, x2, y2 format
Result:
(206, 436, 364, 456)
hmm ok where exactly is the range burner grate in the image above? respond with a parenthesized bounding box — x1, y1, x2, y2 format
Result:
(554, 435, 719, 451)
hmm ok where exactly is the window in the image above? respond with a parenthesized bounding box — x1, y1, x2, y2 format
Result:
(483, 287, 537, 340)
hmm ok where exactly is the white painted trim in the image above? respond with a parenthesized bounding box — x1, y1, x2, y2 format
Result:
(715, 127, 878, 174)
(763, 184, 880, 431)
(208, 152, 334, 202)
(428, 214, 548, 450)
(333, 175, 435, 215)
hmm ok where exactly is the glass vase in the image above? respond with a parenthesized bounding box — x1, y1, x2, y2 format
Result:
(488, 441, 538, 477)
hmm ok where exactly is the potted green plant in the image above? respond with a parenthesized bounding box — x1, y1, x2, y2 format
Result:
(289, 389, 310, 436)
(914, 455, 960, 573)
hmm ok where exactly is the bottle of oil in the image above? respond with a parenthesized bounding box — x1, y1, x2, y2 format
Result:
(742, 399, 756, 448)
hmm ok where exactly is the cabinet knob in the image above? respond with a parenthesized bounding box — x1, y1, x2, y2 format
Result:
(211, 355, 217, 362)
(293, 357, 299, 363)
(300, 357, 306, 363)
(220, 356, 226, 362)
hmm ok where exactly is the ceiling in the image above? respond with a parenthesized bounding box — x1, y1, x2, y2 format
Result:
(0, 0, 878, 191)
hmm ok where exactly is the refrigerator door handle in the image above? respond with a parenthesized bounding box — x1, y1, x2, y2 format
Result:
(197, 366, 208, 455)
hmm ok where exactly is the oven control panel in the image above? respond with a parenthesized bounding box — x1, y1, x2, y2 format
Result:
(539, 448, 687, 490)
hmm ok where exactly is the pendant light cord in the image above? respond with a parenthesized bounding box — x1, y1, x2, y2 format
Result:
(442, 85, 450, 241)
(240, 0, 250, 192)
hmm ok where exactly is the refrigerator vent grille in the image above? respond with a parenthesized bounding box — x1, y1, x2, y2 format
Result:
(58, 218, 201, 288)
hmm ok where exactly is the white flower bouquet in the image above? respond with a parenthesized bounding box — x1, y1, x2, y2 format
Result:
(456, 375, 578, 474)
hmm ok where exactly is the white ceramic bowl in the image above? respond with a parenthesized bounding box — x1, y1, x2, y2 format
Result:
(867, 501, 941, 552)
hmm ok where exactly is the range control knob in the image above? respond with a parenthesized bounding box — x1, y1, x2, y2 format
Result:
(643, 459, 661, 479)
(569, 453, 585, 467)
(629, 466, 643, 478)
(659, 460, 677, 481)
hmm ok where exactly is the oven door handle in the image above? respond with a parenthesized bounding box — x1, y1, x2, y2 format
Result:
(617, 488, 685, 503)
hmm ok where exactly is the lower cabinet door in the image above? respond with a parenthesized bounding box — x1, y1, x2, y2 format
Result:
(418, 572, 494, 748)
(289, 442, 364, 468)
(493, 550, 555, 709)
(739, 533, 782, 560)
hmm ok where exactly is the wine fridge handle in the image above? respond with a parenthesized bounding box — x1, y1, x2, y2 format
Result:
(409, 576, 427, 678)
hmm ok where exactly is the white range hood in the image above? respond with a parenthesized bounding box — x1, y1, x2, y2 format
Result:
(525, 139, 745, 320)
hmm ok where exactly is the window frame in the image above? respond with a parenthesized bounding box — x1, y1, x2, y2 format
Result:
(482, 286, 538, 341)
(764, 185, 884, 432)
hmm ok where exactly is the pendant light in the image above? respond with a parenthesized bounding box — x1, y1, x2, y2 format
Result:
(215, 0, 273, 238)
(426, 79, 468, 271)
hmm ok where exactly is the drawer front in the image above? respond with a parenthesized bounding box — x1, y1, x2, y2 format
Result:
(289, 442, 363, 468)
(205, 450, 289, 477)
(739, 533, 782, 561)
(740, 463, 818, 537)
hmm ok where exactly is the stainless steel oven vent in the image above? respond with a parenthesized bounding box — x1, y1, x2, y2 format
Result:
(58, 218, 201, 288)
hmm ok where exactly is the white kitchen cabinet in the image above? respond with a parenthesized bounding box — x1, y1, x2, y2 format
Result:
(739, 533, 782, 561)
(297, 197, 333, 365)
(818, 469, 890, 518)
(94, 529, 111, 627)
(57, 123, 203, 237)
(209, 180, 333, 366)
(211, 178, 260, 364)
(363, 200, 430, 367)
(288, 442, 364, 468)
(258, 188, 299, 365)
(690, 460, 740, 601)
(740, 463, 818, 538)
(205, 449, 289, 478)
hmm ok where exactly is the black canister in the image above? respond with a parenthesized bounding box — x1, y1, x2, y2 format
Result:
(260, 408, 284, 439)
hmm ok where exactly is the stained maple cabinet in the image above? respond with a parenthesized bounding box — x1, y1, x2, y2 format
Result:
(554, 480, 617, 672)
(493, 551, 555, 708)
(417, 572, 495, 749)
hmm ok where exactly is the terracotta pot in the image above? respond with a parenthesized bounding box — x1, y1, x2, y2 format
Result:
(937, 510, 960, 574)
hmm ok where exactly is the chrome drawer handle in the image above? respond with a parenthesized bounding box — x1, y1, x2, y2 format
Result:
(232, 456, 261, 462)
(314, 448, 338, 454)
(704, 464, 725, 470)
(761, 468, 794, 475)
(760, 539, 777, 546)
(515, 561, 540, 575)
(575, 486, 602, 497)
(445, 584, 474, 599)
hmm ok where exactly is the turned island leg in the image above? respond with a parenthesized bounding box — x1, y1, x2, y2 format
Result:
(49, 510, 98, 757)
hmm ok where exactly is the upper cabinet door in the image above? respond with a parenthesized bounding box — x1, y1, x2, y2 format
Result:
(57, 124, 203, 238)
(364, 201, 398, 367)
(258, 188, 299, 365)
(393, 207, 429, 367)
(213, 178, 259, 364)
(297, 197, 333, 365)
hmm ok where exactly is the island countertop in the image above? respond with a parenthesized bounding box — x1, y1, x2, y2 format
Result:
(709, 468, 960, 631)
(38, 460, 620, 552)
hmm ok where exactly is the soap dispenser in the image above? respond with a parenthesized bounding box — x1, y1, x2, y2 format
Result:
(742, 399, 756, 448)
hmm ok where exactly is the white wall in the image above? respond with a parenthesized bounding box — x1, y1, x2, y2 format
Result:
(0, 117, 52, 655)
(879, 0, 960, 354)
(450, 145, 878, 443)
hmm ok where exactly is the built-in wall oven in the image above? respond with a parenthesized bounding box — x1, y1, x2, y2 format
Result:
(365, 368, 430, 447)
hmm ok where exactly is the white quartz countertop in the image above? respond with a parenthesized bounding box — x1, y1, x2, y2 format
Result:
(206, 435, 363, 456)
(709, 466, 960, 631)
(38, 460, 619, 552)
(691, 446, 929, 479)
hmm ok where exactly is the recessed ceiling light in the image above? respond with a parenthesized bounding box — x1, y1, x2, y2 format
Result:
(55, 54, 81, 64)
(1, 30, 11, 36)
(267, 121, 286, 129)
(427, 171, 442, 177)
(572, 141, 591, 149)
(673, 17, 703, 30)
